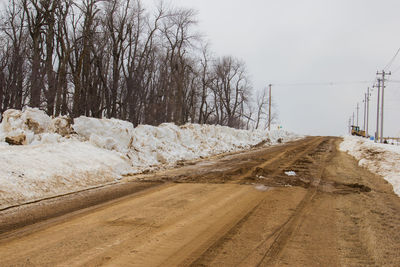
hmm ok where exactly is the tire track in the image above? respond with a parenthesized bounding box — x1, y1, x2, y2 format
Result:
(254, 138, 336, 266)
(190, 138, 335, 266)
(236, 137, 326, 183)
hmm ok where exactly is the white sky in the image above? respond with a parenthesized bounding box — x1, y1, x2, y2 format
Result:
(162, 0, 400, 136)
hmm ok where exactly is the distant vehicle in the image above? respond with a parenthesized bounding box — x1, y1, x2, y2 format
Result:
(351, 125, 366, 137)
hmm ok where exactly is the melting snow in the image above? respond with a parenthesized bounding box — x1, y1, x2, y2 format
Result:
(0, 107, 300, 208)
(340, 136, 400, 197)
(255, 185, 270, 191)
(285, 171, 296, 176)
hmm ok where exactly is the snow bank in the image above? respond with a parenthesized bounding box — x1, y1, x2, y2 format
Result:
(1, 108, 51, 144)
(0, 107, 73, 146)
(0, 107, 299, 208)
(72, 117, 296, 172)
(0, 141, 131, 208)
(340, 136, 400, 196)
(73, 117, 134, 151)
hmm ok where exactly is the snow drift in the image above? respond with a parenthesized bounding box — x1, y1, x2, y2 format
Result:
(340, 136, 400, 196)
(0, 107, 299, 208)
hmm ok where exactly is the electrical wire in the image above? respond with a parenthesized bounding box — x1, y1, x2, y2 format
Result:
(383, 47, 400, 71)
(271, 81, 373, 87)
(391, 64, 400, 74)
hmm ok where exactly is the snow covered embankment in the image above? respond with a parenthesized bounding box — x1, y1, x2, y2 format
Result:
(0, 108, 298, 209)
(340, 136, 400, 196)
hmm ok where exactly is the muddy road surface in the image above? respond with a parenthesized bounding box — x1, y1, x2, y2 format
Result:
(0, 136, 400, 266)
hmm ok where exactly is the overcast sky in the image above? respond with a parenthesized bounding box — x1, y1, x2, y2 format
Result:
(159, 0, 400, 136)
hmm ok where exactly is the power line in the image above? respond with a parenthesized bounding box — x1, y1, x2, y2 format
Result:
(272, 81, 373, 87)
(392, 64, 400, 74)
(383, 79, 400, 83)
(383, 47, 400, 71)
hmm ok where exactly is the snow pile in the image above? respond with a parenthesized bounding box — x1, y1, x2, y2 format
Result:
(73, 116, 134, 151)
(1, 108, 51, 145)
(340, 136, 400, 196)
(0, 107, 73, 146)
(72, 117, 296, 171)
(0, 107, 299, 208)
(0, 141, 131, 208)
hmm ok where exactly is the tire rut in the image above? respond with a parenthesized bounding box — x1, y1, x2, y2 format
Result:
(254, 138, 337, 266)
(190, 138, 345, 266)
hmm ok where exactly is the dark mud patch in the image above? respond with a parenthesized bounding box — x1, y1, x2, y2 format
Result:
(336, 182, 372, 192)
(320, 181, 372, 195)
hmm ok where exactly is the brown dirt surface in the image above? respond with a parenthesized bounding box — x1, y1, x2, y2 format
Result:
(0, 136, 399, 266)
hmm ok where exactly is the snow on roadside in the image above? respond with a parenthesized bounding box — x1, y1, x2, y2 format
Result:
(0, 141, 132, 209)
(340, 136, 400, 196)
(0, 107, 299, 208)
(72, 118, 296, 171)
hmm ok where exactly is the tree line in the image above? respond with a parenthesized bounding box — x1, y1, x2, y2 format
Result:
(0, 0, 274, 129)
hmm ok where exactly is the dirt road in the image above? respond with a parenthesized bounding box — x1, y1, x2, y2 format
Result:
(1, 136, 399, 266)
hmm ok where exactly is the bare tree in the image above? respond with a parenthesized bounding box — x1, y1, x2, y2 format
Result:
(197, 43, 214, 124)
(54, 0, 72, 116)
(1, 0, 28, 112)
(22, 0, 46, 108)
(0, 0, 264, 130)
(250, 87, 278, 130)
(212, 56, 251, 128)
(41, 0, 60, 115)
(255, 88, 267, 129)
(122, 1, 164, 125)
(68, 0, 101, 117)
(161, 7, 198, 125)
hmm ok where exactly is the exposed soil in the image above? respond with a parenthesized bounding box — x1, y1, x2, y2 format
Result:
(0, 136, 399, 266)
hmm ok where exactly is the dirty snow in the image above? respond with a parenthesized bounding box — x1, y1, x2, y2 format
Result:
(340, 136, 400, 196)
(255, 184, 270, 191)
(0, 141, 132, 208)
(0, 107, 300, 208)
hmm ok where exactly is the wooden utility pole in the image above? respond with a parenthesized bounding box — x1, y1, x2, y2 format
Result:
(374, 78, 381, 143)
(348, 117, 352, 134)
(268, 84, 272, 131)
(366, 87, 370, 137)
(356, 103, 360, 127)
(377, 70, 391, 143)
(363, 94, 367, 131)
